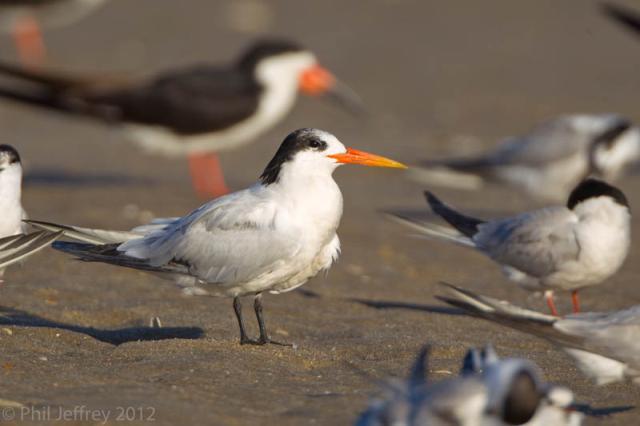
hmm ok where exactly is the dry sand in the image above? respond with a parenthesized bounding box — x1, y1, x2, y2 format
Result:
(0, 0, 639, 424)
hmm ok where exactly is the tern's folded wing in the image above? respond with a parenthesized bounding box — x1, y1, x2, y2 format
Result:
(474, 207, 580, 278)
(119, 188, 303, 285)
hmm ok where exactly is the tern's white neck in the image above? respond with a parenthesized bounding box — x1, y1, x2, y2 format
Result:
(266, 161, 343, 233)
(0, 163, 23, 236)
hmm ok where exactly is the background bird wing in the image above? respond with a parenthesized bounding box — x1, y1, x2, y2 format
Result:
(555, 307, 640, 370)
(474, 207, 580, 277)
(439, 284, 640, 369)
(0, 61, 261, 134)
(419, 118, 586, 175)
(87, 66, 262, 134)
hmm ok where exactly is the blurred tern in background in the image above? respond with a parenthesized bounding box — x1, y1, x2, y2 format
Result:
(602, 2, 640, 38)
(356, 344, 583, 426)
(0, 0, 108, 65)
(440, 283, 640, 386)
(29, 129, 406, 346)
(0, 38, 366, 198)
(389, 179, 631, 316)
(408, 114, 640, 202)
(0, 144, 61, 281)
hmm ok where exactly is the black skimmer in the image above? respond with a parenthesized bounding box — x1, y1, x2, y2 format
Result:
(0, 0, 107, 65)
(28, 128, 406, 345)
(0, 38, 366, 198)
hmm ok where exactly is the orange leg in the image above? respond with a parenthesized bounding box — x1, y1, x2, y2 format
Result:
(544, 290, 559, 317)
(188, 152, 229, 199)
(571, 290, 580, 314)
(12, 15, 46, 66)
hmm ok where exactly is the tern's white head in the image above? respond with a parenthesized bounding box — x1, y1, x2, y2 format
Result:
(259, 128, 406, 186)
(0, 144, 22, 200)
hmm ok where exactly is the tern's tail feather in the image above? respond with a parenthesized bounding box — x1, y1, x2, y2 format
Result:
(52, 241, 188, 275)
(436, 283, 585, 348)
(0, 231, 63, 269)
(386, 213, 475, 248)
(0, 61, 113, 119)
(26, 220, 144, 245)
(424, 192, 484, 238)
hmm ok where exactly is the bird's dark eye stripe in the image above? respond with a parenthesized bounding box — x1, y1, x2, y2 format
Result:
(309, 140, 327, 150)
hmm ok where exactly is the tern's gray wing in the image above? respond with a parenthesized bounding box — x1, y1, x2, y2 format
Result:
(130, 217, 180, 234)
(438, 284, 640, 369)
(425, 115, 626, 173)
(481, 120, 588, 167)
(419, 118, 585, 175)
(437, 284, 583, 347)
(118, 187, 303, 285)
(474, 207, 579, 278)
(555, 307, 640, 372)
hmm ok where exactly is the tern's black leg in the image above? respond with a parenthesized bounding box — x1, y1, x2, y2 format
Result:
(254, 293, 292, 346)
(233, 297, 259, 345)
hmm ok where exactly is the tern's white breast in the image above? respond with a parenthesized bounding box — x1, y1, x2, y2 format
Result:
(0, 165, 23, 238)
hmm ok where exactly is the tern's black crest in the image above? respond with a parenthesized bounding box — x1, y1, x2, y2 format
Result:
(592, 119, 631, 149)
(260, 128, 329, 185)
(501, 370, 541, 425)
(237, 39, 305, 72)
(0, 144, 20, 165)
(567, 178, 628, 210)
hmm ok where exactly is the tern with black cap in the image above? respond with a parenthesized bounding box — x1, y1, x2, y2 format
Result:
(389, 178, 631, 316)
(30, 129, 405, 346)
(0, 38, 365, 197)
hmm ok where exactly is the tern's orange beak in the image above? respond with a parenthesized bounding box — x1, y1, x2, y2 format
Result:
(328, 148, 407, 169)
(299, 64, 335, 95)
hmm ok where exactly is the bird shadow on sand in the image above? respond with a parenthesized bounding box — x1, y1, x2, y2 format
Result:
(350, 298, 465, 316)
(24, 169, 157, 188)
(0, 305, 204, 345)
(576, 404, 635, 418)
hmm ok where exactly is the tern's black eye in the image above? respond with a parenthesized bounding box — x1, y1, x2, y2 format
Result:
(308, 139, 327, 151)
